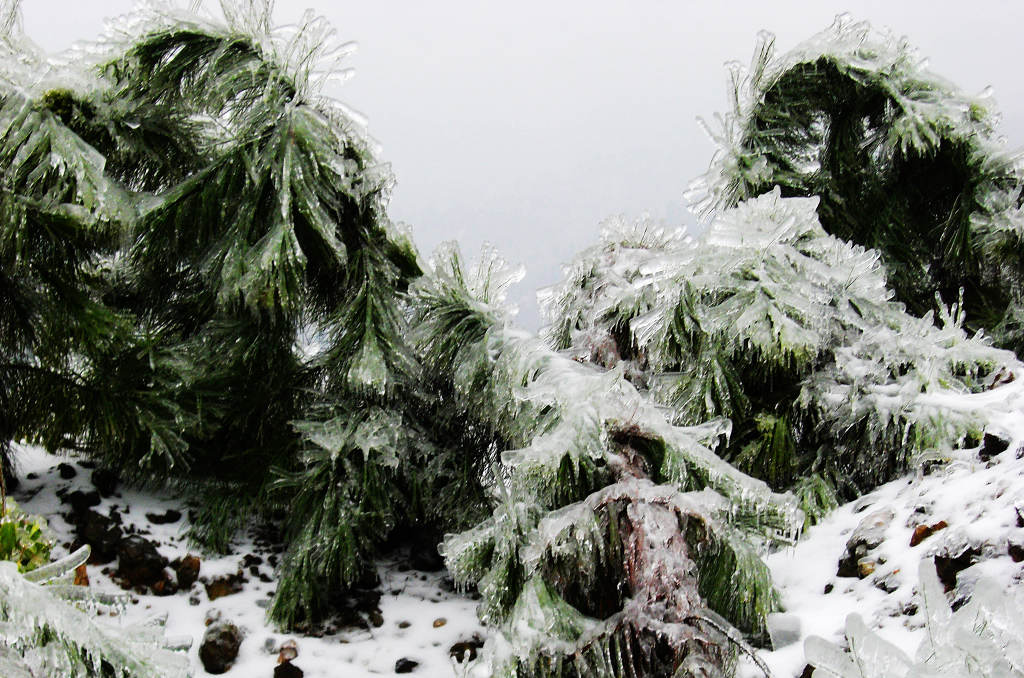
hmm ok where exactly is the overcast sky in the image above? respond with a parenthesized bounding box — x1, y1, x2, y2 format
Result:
(21, 1, 1024, 329)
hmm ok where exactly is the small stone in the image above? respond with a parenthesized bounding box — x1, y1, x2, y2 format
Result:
(1008, 542, 1024, 563)
(837, 508, 893, 578)
(910, 520, 948, 547)
(823, 582, 834, 594)
(199, 621, 242, 674)
(934, 547, 981, 592)
(188, 595, 201, 606)
(116, 534, 167, 587)
(274, 661, 304, 678)
(263, 637, 278, 654)
(874, 569, 901, 593)
(175, 554, 201, 589)
(74, 564, 89, 587)
(449, 637, 484, 663)
(151, 578, 177, 596)
(979, 433, 1010, 461)
(57, 463, 77, 479)
(857, 559, 876, 578)
(397, 621, 411, 629)
(242, 554, 264, 567)
(432, 617, 446, 628)
(369, 610, 384, 627)
(205, 573, 244, 601)
(395, 658, 418, 673)
(145, 509, 182, 525)
(278, 639, 298, 663)
(74, 509, 123, 564)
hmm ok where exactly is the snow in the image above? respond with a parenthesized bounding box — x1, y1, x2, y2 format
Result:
(739, 410, 1024, 677)
(9, 373, 1024, 678)
(10, 445, 486, 678)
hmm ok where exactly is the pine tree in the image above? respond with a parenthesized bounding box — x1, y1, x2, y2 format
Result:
(544, 189, 1020, 510)
(416, 244, 802, 675)
(689, 15, 1024, 354)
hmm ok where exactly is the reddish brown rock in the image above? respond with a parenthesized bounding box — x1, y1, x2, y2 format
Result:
(910, 520, 948, 547)
(175, 554, 201, 589)
(74, 564, 89, 586)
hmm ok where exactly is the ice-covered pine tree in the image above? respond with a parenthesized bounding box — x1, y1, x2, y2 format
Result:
(0, 0, 432, 629)
(689, 15, 1024, 354)
(544, 189, 1022, 512)
(415, 243, 804, 675)
(0, 546, 190, 677)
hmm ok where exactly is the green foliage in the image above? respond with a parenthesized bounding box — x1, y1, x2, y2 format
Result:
(0, 498, 53, 573)
(545, 190, 1019, 499)
(423, 245, 800, 676)
(692, 15, 1024, 352)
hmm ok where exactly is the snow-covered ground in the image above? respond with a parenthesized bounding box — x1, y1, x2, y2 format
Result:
(10, 445, 486, 678)
(10, 382, 1024, 678)
(742, 431, 1024, 676)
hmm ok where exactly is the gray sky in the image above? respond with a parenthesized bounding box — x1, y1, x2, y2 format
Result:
(21, 1, 1024, 329)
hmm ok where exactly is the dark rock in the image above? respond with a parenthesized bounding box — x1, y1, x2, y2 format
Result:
(275, 661, 304, 678)
(934, 547, 981, 592)
(837, 509, 893, 578)
(151, 578, 178, 596)
(57, 463, 77, 479)
(199, 621, 242, 674)
(1016, 507, 1024, 529)
(979, 433, 1010, 461)
(910, 520, 948, 547)
(449, 637, 484, 663)
(117, 534, 167, 587)
(74, 509, 123, 564)
(368, 610, 384, 627)
(799, 665, 815, 678)
(395, 658, 418, 673)
(91, 468, 119, 497)
(205, 573, 244, 601)
(145, 509, 181, 525)
(175, 554, 201, 589)
(823, 583, 834, 594)
(1009, 542, 1024, 563)
(67, 489, 101, 513)
(242, 554, 264, 568)
(189, 595, 201, 606)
